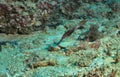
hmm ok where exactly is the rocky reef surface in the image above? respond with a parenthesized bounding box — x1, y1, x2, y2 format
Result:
(0, 0, 120, 77)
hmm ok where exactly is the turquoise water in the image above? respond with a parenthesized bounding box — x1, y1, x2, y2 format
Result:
(0, 0, 120, 77)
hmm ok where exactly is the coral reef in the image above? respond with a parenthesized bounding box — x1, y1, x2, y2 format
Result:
(0, 0, 119, 34)
(0, 0, 120, 77)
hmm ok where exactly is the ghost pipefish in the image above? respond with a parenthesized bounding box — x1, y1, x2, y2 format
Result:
(56, 19, 87, 45)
